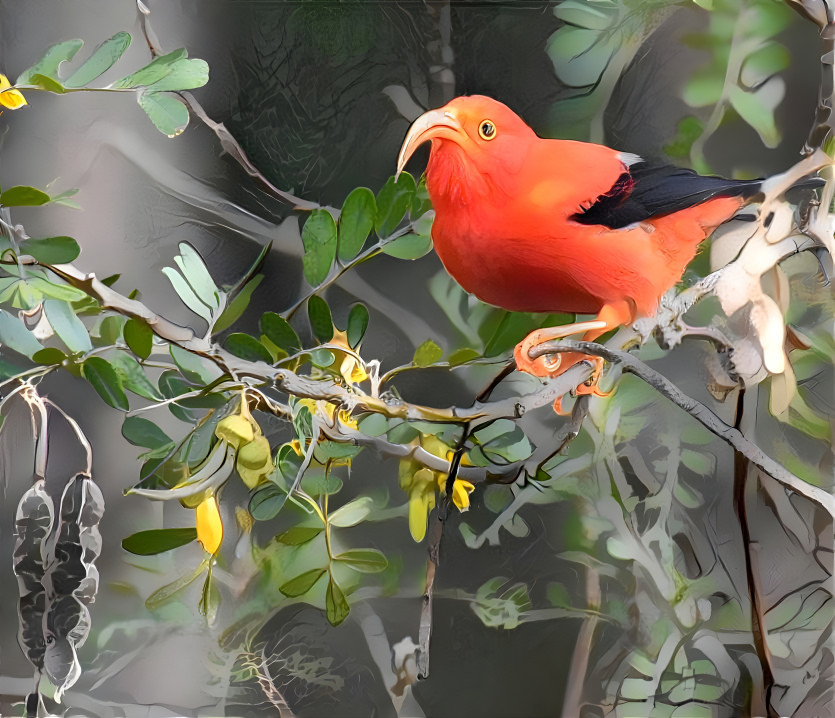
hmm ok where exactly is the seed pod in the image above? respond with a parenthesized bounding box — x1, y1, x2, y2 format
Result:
(237, 435, 272, 470)
(42, 474, 104, 702)
(13, 480, 54, 672)
(215, 414, 255, 449)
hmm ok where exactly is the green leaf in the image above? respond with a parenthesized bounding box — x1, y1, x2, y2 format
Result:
(145, 559, 209, 609)
(326, 576, 350, 626)
(448, 347, 481, 366)
(337, 187, 375, 261)
(301, 209, 338, 286)
(170, 343, 220, 384)
(43, 299, 91, 353)
(0, 186, 51, 207)
(553, 0, 614, 30)
(307, 295, 333, 343)
(729, 85, 781, 148)
(279, 567, 327, 597)
(275, 526, 324, 545)
(122, 416, 173, 449)
(333, 548, 388, 573)
(483, 312, 544, 357)
(380, 232, 433, 260)
(346, 303, 368, 349)
(740, 43, 790, 88)
(124, 317, 153, 359)
(29, 73, 65, 93)
(546, 25, 615, 87)
(112, 48, 187, 88)
(173, 242, 220, 311)
(413, 339, 443, 366)
(375, 173, 416, 237)
(199, 570, 221, 625)
(97, 315, 124, 344)
(17, 39, 84, 85)
(64, 31, 132, 88)
(225, 333, 273, 363)
(138, 91, 190, 137)
(328, 495, 374, 527)
(212, 274, 263, 333)
(249, 483, 290, 521)
(109, 351, 163, 400)
(32, 347, 66, 365)
(0, 309, 44, 358)
(144, 58, 209, 92)
(682, 70, 724, 108)
(25, 275, 88, 303)
(301, 469, 343, 497)
(309, 348, 334, 368)
(358, 413, 388, 437)
(260, 312, 301, 354)
(122, 527, 198, 555)
(82, 356, 129, 410)
(161, 266, 213, 322)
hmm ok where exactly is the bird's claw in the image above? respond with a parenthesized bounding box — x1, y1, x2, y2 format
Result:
(514, 336, 610, 415)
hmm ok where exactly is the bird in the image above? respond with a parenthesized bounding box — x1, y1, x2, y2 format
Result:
(395, 94, 793, 403)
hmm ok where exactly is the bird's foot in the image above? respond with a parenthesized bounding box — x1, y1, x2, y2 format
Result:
(514, 329, 611, 415)
(513, 321, 607, 378)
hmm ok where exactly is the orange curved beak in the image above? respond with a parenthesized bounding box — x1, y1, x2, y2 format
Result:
(396, 108, 466, 179)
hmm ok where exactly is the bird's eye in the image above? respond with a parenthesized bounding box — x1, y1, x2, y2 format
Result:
(478, 120, 497, 141)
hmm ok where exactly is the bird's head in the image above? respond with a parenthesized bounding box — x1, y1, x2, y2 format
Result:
(396, 95, 535, 202)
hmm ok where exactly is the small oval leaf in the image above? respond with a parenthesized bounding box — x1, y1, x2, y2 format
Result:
(260, 312, 301, 354)
(122, 527, 197, 555)
(334, 548, 388, 573)
(82, 356, 129, 410)
(124, 317, 153, 359)
(326, 576, 350, 626)
(307, 295, 333, 343)
(279, 567, 327, 597)
(224, 333, 273, 363)
(338, 187, 376, 262)
(20, 236, 80, 264)
(276, 526, 324, 545)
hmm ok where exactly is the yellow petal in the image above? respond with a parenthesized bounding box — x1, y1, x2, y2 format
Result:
(408, 484, 436, 542)
(421, 434, 450, 460)
(339, 353, 368, 384)
(196, 494, 224, 555)
(435, 473, 474, 512)
(451, 479, 475, 512)
(215, 414, 255, 449)
(337, 409, 359, 431)
(0, 74, 26, 110)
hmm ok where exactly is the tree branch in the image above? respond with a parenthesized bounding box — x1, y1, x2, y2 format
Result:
(530, 340, 835, 520)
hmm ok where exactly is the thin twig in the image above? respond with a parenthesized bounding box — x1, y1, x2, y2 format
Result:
(530, 340, 835, 519)
(135, 0, 318, 211)
(733, 387, 778, 718)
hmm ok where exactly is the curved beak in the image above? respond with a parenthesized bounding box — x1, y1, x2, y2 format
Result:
(396, 108, 465, 179)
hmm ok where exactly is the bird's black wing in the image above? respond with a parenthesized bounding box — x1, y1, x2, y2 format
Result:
(571, 162, 763, 229)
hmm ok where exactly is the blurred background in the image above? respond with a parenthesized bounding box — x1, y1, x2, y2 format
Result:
(0, 1, 830, 717)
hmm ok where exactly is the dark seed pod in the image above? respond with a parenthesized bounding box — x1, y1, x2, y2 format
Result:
(13, 480, 54, 673)
(42, 474, 104, 702)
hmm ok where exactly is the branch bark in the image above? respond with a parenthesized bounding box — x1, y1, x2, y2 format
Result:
(530, 340, 835, 520)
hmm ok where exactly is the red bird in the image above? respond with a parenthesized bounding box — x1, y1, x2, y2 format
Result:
(396, 95, 763, 391)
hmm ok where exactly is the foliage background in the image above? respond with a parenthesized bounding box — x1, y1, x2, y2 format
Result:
(0, 1, 832, 717)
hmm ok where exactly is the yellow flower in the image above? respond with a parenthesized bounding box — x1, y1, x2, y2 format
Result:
(436, 472, 474, 512)
(196, 493, 223, 555)
(399, 439, 476, 542)
(0, 74, 26, 110)
(329, 328, 368, 385)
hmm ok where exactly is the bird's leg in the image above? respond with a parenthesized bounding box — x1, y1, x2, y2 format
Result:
(513, 320, 608, 378)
